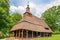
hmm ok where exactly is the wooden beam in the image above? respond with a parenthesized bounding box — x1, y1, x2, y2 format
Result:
(26, 30, 28, 40)
(46, 33, 48, 37)
(13, 32, 14, 37)
(32, 31, 33, 38)
(22, 30, 23, 40)
(36, 32, 38, 37)
(16, 31, 17, 38)
(40, 32, 41, 37)
(19, 30, 20, 38)
(18, 30, 20, 40)
(26, 30, 28, 38)
(44, 33, 45, 37)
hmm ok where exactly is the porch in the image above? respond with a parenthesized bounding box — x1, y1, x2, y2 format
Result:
(11, 29, 52, 38)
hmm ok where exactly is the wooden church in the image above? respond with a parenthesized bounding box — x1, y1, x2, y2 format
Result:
(10, 4, 52, 38)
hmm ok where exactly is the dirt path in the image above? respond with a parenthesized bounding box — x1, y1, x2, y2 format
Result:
(0, 37, 33, 40)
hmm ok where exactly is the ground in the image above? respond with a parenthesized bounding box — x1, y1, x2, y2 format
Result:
(33, 34, 60, 40)
(0, 34, 60, 40)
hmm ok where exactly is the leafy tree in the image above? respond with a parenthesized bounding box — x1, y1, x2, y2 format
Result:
(0, 0, 22, 38)
(3, 13, 22, 37)
(0, 0, 10, 37)
(42, 6, 60, 31)
(10, 13, 22, 29)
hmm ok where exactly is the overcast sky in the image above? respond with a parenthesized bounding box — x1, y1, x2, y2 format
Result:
(9, 0, 60, 17)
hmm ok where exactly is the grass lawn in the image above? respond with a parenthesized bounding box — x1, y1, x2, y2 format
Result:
(0, 34, 60, 40)
(33, 34, 60, 40)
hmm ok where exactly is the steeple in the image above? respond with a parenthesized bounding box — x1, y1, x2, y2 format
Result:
(26, 1, 30, 12)
(23, 1, 32, 17)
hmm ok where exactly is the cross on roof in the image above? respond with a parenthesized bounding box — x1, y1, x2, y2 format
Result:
(28, 1, 29, 5)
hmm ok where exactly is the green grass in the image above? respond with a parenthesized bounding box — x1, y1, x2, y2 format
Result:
(0, 34, 60, 40)
(33, 34, 60, 40)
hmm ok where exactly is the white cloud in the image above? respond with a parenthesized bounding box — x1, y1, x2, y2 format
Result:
(10, 6, 17, 13)
(10, 6, 25, 14)
(53, 0, 60, 6)
(18, 6, 24, 10)
(10, 0, 60, 18)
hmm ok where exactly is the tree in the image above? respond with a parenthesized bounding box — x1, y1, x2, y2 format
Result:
(0, 0, 22, 38)
(10, 13, 22, 29)
(42, 6, 60, 31)
(4, 13, 22, 37)
(0, 0, 10, 38)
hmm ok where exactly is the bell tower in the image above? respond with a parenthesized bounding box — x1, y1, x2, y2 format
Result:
(26, 4, 30, 12)
(26, 1, 30, 12)
(23, 2, 32, 17)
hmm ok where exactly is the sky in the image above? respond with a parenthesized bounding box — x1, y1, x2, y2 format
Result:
(9, 0, 60, 17)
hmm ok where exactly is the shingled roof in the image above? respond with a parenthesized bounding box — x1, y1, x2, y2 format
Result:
(11, 15, 52, 32)
(10, 4, 52, 33)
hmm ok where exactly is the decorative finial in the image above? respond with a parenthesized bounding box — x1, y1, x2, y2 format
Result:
(28, 1, 29, 5)
(27, 1, 29, 7)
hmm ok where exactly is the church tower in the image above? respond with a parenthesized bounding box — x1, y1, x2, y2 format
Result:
(23, 2, 32, 17)
(26, 4, 30, 12)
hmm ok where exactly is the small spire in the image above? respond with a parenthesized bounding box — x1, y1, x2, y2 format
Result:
(26, 1, 30, 12)
(23, 1, 32, 17)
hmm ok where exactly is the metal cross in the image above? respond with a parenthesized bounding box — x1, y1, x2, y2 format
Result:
(28, 1, 29, 5)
